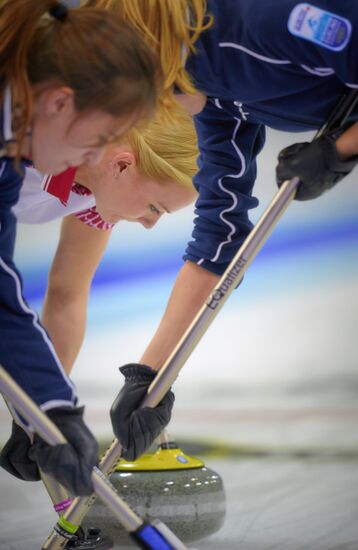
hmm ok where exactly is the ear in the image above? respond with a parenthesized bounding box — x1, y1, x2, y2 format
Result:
(43, 87, 75, 117)
(110, 151, 136, 177)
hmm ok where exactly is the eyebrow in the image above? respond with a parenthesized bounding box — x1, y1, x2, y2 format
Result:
(158, 201, 171, 214)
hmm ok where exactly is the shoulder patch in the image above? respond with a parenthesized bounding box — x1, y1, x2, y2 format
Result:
(288, 3, 352, 51)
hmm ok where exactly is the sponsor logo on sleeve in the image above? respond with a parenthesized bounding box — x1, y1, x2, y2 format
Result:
(288, 3, 352, 51)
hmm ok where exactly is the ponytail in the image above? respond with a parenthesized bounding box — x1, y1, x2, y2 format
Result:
(0, 1, 53, 145)
(89, 0, 213, 116)
(0, 0, 162, 156)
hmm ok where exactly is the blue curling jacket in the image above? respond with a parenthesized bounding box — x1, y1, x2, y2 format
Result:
(0, 87, 77, 414)
(183, 0, 358, 275)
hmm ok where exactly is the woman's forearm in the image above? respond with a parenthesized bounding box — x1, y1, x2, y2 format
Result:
(140, 261, 220, 371)
(42, 288, 89, 374)
(41, 215, 111, 374)
(336, 121, 358, 160)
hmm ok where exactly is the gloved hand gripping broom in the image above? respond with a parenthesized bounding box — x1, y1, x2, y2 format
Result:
(41, 87, 358, 549)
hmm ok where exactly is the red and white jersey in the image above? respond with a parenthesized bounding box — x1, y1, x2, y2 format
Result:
(13, 167, 113, 231)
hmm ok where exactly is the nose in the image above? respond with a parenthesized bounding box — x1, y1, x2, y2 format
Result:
(138, 216, 159, 229)
(83, 146, 106, 167)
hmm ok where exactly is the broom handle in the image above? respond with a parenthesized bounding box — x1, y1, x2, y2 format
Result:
(51, 172, 300, 533)
(44, 87, 358, 545)
(4, 397, 71, 510)
(143, 88, 358, 406)
(0, 368, 189, 549)
(0, 366, 148, 534)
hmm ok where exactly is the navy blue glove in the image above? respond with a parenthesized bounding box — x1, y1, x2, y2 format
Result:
(110, 364, 175, 461)
(28, 406, 98, 496)
(276, 131, 357, 201)
(0, 421, 40, 481)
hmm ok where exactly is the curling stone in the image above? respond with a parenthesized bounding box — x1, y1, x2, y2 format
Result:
(83, 440, 226, 548)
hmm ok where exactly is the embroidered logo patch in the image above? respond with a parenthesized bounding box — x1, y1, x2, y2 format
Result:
(288, 3, 351, 51)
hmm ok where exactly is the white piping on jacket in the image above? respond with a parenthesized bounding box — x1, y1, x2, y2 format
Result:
(198, 100, 246, 265)
(219, 42, 291, 64)
(0, 256, 76, 410)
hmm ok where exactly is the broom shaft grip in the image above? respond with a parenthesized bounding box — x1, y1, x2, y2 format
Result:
(0, 367, 143, 535)
(40, 87, 358, 545)
(143, 88, 358, 406)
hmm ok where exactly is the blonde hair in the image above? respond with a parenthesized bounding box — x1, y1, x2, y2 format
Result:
(88, 0, 213, 114)
(125, 107, 198, 191)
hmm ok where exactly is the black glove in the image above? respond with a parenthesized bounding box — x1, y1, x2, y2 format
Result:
(110, 364, 175, 461)
(28, 406, 98, 496)
(276, 131, 358, 201)
(0, 421, 40, 481)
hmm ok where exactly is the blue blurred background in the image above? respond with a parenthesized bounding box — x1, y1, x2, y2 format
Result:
(2, 127, 358, 550)
(4, 127, 358, 450)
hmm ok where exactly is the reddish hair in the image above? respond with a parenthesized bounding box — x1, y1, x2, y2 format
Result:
(0, 0, 162, 156)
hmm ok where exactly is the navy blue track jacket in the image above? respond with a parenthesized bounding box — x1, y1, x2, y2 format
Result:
(0, 88, 77, 413)
(183, 0, 358, 275)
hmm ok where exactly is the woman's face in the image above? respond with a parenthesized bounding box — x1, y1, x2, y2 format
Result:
(30, 87, 137, 175)
(79, 145, 197, 227)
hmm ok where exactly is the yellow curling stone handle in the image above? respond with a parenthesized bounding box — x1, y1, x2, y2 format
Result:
(115, 446, 205, 472)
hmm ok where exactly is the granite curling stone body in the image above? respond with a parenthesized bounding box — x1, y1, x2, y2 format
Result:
(84, 443, 226, 547)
